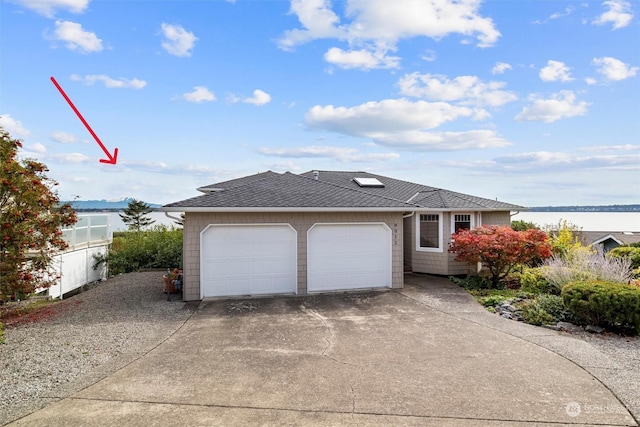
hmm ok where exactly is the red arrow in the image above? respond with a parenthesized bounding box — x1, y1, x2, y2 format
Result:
(50, 76, 118, 165)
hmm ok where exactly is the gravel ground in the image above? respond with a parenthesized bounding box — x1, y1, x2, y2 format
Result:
(0, 272, 195, 426)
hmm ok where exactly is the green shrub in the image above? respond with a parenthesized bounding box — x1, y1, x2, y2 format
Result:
(0, 322, 4, 344)
(94, 226, 183, 276)
(521, 303, 555, 326)
(534, 294, 570, 322)
(561, 280, 640, 334)
(518, 267, 557, 295)
(450, 274, 501, 290)
(520, 294, 568, 326)
(608, 246, 640, 270)
(479, 294, 508, 308)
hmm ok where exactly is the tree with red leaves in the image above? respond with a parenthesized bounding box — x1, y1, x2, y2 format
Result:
(0, 126, 77, 300)
(449, 225, 552, 286)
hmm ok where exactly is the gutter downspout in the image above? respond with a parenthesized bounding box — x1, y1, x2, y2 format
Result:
(402, 212, 415, 219)
(164, 212, 183, 223)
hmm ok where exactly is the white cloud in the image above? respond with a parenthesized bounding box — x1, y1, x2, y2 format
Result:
(539, 60, 573, 82)
(446, 149, 640, 174)
(29, 142, 47, 153)
(278, 0, 500, 70)
(582, 144, 640, 152)
(342, 0, 501, 48)
(494, 151, 640, 172)
(242, 89, 272, 106)
(118, 159, 225, 176)
(306, 98, 473, 134)
(515, 91, 589, 123)
(324, 47, 400, 70)
(592, 56, 638, 81)
(550, 6, 575, 20)
(585, 77, 598, 85)
(160, 23, 197, 57)
(368, 129, 511, 151)
(492, 62, 512, 74)
(592, 0, 633, 29)
(52, 20, 102, 53)
(70, 74, 147, 89)
(397, 73, 517, 108)
(50, 130, 79, 143)
(0, 114, 31, 137)
(258, 145, 399, 162)
(49, 152, 91, 164)
(304, 99, 510, 151)
(178, 86, 216, 103)
(277, 0, 346, 51)
(9, 0, 88, 17)
(421, 49, 436, 62)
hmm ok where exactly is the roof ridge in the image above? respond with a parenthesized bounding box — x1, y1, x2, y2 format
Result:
(295, 172, 419, 208)
(200, 171, 282, 192)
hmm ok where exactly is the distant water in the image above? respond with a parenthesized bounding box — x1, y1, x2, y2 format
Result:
(104, 211, 182, 231)
(95, 211, 640, 233)
(512, 212, 639, 232)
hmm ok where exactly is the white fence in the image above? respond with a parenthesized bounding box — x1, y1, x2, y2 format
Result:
(45, 214, 113, 299)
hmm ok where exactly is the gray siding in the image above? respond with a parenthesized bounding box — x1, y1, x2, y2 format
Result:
(411, 211, 513, 276)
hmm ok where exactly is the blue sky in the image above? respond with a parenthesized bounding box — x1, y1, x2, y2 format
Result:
(1, 0, 638, 207)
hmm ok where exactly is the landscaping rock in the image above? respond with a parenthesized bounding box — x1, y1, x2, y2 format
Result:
(557, 321, 583, 334)
(586, 325, 605, 334)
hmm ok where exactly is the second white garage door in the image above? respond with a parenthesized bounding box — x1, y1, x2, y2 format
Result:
(200, 224, 297, 298)
(307, 223, 392, 292)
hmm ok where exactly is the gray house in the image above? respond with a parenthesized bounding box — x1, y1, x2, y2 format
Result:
(581, 231, 640, 253)
(161, 170, 524, 301)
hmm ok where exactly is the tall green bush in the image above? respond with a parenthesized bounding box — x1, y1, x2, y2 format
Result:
(518, 267, 556, 295)
(94, 226, 183, 276)
(608, 246, 640, 270)
(561, 280, 640, 334)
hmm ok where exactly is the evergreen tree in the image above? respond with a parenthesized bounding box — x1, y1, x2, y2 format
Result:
(119, 199, 155, 231)
(1, 126, 77, 300)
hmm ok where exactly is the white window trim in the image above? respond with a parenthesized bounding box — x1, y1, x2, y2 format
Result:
(450, 212, 475, 235)
(416, 212, 443, 253)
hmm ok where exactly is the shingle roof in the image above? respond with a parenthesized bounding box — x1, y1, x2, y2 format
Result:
(299, 170, 524, 210)
(581, 231, 640, 246)
(163, 170, 525, 211)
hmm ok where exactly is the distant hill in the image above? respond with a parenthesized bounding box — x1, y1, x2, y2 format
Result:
(529, 204, 640, 212)
(65, 197, 162, 211)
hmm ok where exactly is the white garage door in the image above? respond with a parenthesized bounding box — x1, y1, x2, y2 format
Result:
(307, 223, 392, 292)
(200, 224, 297, 298)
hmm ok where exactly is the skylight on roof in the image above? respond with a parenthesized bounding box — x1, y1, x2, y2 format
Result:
(354, 177, 384, 188)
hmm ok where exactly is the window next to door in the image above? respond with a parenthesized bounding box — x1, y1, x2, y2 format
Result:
(417, 213, 442, 252)
(452, 213, 474, 234)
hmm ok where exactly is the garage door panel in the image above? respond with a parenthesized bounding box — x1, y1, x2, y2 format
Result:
(201, 225, 297, 298)
(308, 223, 392, 292)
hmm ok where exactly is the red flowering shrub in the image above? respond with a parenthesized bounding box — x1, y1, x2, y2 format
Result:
(0, 127, 77, 300)
(449, 226, 552, 287)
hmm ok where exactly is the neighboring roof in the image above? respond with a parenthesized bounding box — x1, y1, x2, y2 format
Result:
(581, 231, 640, 247)
(162, 170, 525, 212)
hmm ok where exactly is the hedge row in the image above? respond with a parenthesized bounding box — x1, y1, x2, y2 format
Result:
(561, 280, 640, 334)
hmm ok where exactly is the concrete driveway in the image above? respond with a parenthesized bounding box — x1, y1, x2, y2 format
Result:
(11, 275, 637, 426)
